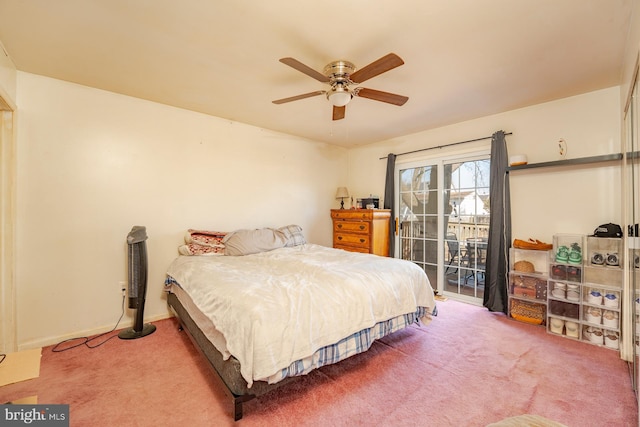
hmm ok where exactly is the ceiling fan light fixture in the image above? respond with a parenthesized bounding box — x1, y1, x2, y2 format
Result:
(274, 54, 408, 119)
(327, 86, 352, 107)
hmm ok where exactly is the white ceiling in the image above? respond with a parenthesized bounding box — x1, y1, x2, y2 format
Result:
(0, 0, 632, 147)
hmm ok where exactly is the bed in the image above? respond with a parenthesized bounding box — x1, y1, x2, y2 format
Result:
(165, 226, 436, 420)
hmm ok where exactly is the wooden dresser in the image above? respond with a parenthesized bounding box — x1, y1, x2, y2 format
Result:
(331, 209, 391, 256)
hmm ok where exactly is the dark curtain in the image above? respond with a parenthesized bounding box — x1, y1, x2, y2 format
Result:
(483, 131, 511, 313)
(383, 153, 396, 257)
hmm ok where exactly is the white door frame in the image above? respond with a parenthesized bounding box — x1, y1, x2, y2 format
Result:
(0, 95, 17, 353)
(394, 150, 490, 302)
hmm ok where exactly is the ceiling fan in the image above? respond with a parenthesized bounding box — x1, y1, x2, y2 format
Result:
(272, 53, 409, 120)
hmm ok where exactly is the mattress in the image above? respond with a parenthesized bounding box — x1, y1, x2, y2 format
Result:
(165, 243, 435, 387)
(167, 280, 431, 386)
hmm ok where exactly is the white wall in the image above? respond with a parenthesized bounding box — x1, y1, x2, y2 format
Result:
(15, 72, 347, 349)
(13, 75, 624, 350)
(348, 87, 621, 244)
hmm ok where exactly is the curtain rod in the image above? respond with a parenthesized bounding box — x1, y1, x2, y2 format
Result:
(378, 132, 512, 160)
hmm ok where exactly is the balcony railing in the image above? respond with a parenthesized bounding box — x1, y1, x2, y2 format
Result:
(448, 222, 489, 243)
(400, 220, 489, 263)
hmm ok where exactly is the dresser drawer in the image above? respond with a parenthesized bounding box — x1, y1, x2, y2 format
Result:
(331, 210, 373, 220)
(334, 233, 370, 248)
(335, 244, 370, 254)
(334, 221, 370, 234)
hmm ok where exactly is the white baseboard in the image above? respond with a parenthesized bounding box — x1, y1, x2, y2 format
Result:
(17, 312, 175, 352)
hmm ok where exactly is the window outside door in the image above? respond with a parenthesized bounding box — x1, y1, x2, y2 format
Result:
(397, 155, 490, 304)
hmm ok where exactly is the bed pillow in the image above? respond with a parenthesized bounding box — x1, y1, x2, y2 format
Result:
(278, 224, 307, 247)
(222, 228, 288, 256)
(178, 229, 227, 256)
(185, 229, 227, 247)
(178, 243, 226, 256)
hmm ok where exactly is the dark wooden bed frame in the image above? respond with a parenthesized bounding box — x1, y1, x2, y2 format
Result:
(167, 292, 296, 420)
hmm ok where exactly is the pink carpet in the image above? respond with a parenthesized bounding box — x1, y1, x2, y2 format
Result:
(1, 299, 637, 426)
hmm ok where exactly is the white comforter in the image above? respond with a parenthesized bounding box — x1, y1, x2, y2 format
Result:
(166, 243, 435, 386)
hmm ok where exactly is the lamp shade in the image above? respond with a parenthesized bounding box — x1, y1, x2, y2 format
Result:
(328, 90, 352, 107)
(335, 187, 349, 199)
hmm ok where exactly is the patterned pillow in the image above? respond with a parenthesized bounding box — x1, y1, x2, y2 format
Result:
(178, 243, 225, 256)
(178, 229, 227, 256)
(185, 229, 227, 247)
(278, 224, 307, 247)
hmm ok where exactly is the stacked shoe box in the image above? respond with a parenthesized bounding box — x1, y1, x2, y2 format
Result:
(546, 234, 623, 351)
(507, 248, 550, 326)
(581, 236, 623, 350)
(631, 236, 640, 353)
(547, 234, 584, 340)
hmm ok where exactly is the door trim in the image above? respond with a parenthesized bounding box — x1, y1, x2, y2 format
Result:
(0, 105, 17, 353)
(394, 150, 490, 302)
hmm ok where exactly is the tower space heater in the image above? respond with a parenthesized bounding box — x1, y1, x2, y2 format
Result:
(118, 226, 156, 340)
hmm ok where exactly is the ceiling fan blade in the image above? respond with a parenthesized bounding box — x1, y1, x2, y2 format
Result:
(356, 88, 408, 106)
(279, 58, 330, 83)
(272, 90, 325, 104)
(350, 53, 405, 83)
(333, 105, 346, 120)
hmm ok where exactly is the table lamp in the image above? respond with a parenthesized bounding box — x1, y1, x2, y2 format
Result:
(335, 187, 349, 209)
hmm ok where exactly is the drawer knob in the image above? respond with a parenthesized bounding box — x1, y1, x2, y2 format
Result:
(338, 236, 342, 240)
(360, 239, 365, 243)
(359, 225, 365, 230)
(337, 224, 343, 229)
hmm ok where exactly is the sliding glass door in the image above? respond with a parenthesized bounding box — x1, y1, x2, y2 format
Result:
(397, 154, 490, 303)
